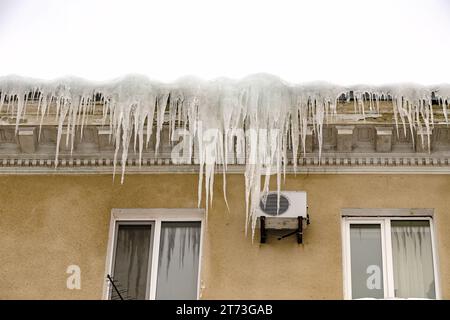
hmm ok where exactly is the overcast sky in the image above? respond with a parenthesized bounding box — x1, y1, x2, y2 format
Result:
(0, 0, 449, 85)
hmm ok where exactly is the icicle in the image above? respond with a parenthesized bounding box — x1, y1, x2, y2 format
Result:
(1, 74, 449, 240)
(0, 91, 4, 114)
(434, 84, 450, 125)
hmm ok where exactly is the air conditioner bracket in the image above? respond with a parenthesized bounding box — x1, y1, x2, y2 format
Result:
(260, 216, 307, 244)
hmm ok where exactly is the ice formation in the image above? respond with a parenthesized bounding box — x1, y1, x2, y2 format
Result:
(0, 74, 449, 237)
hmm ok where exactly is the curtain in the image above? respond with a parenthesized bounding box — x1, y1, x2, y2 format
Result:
(391, 220, 435, 299)
(156, 221, 201, 300)
(112, 224, 153, 300)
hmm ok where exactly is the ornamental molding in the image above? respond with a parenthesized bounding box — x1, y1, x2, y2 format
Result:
(0, 123, 449, 174)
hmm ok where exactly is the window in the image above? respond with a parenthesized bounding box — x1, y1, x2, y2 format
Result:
(103, 209, 204, 300)
(342, 213, 440, 299)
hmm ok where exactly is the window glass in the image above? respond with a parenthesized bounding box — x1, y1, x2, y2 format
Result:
(111, 224, 153, 300)
(350, 224, 384, 299)
(156, 221, 201, 300)
(391, 220, 435, 299)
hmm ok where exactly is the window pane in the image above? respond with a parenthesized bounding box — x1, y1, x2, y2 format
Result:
(111, 224, 153, 300)
(156, 221, 201, 300)
(391, 220, 435, 299)
(350, 224, 384, 299)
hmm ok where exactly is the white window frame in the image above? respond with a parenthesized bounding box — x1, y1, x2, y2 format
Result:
(102, 208, 205, 300)
(342, 212, 441, 300)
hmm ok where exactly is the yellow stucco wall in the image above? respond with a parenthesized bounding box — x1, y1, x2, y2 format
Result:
(0, 174, 448, 299)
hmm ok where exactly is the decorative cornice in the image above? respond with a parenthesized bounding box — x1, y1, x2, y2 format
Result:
(0, 122, 449, 174)
(0, 154, 449, 174)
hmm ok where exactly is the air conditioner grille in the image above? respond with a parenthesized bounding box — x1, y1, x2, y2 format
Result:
(259, 193, 290, 216)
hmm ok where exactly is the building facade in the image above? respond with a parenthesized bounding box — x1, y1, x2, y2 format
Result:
(0, 77, 448, 299)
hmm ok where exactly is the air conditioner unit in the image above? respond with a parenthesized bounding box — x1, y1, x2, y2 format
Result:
(257, 191, 309, 244)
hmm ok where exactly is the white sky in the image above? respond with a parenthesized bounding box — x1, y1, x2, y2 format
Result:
(0, 0, 449, 85)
